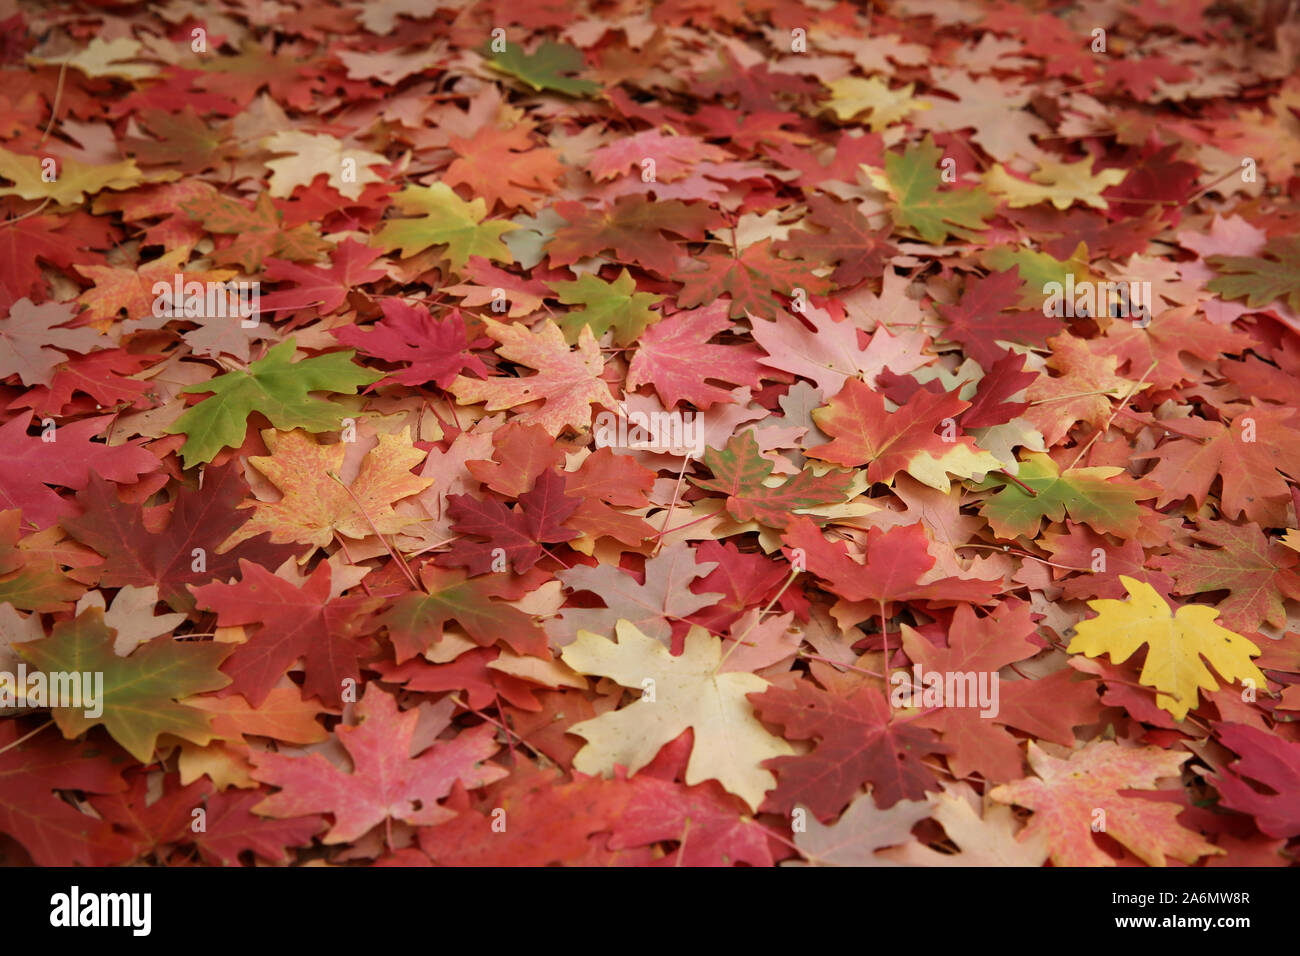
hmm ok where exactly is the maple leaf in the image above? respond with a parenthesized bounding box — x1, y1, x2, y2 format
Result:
(624, 303, 766, 409)
(989, 741, 1222, 867)
(420, 766, 634, 866)
(0, 146, 141, 205)
(562, 445, 657, 546)
(807, 378, 1001, 492)
(782, 516, 1000, 607)
(935, 267, 1061, 368)
(185, 688, 330, 745)
(823, 76, 930, 130)
(378, 562, 547, 662)
(443, 122, 564, 213)
(373, 183, 518, 271)
(484, 41, 599, 97)
(546, 269, 663, 345)
(961, 349, 1035, 428)
(978, 452, 1156, 540)
(261, 130, 388, 201)
(437, 469, 579, 576)
(193, 789, 324, 866)
(692, 430, 853, 528)
(1067, 576, 1267, 720)
(219, 428, 432, 551)
(88, 773, 210, 863)
(791, 791, 935, 867)
(1207, 235, 1300, 313)
(752, 683, 946, 820)
(449, 319, 614, 434)
(899, 602, 1097, 783)
(674, 240, 831, 320)
(0, 298, 104, 387)
(1152, 519, 1300, 632)
(1023, 333, 1148, 446)
(256, 238, 387, 316)
(465, 422, 564, 497)
(61, 465, 298, 612)
(913, 70, 1050, 162)
(561, 620, 794, 811)
(1134, 409, 1300, 528)
(774, 196, 899, 288)
(18, 607, 232, 762)
(192, 559, 373, 708)
(1210, 723, 1300, 838)
(750, 306, 929, 397)
(75, 248, 232, 327)
(984, 157, 1127, 210)
(547, 542, 723, 646)
(250, 684, 508, 843)
(181, 191, 329, 272)
(608, 775, 775, 867)
(0, 509, 88, 612)
(0, 411, 161, 530)
(879, 783, 1050, 867)
(868, 135, 995, 243)
(0, 720, 129, 866)
(332, 301, 490, 388)
(546, 195, 724, 277)
(125, 106, 238, 176)
(167, 339, 382, 468)
(0, 215, 90, 308)
(589, 130, 728, 182)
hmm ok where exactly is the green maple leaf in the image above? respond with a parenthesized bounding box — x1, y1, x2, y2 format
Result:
(1207, 236, 1300, 313)
(982, 242, 1095, 309)
(692, 430, 854, 529)
(17, 607, 232, 762)
(379, 566, 546, 663)
(485, 41, 600, 97)
(373, 183, 518, 270)
(674, 240, 832, 320)
(871, 135, 994, 244)
(547, 268, 664, 345)
(978, 452, 1155, 539)
(167, 338, 382, 468)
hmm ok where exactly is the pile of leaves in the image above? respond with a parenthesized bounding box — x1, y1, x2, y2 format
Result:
(1, 0, 1299, 868)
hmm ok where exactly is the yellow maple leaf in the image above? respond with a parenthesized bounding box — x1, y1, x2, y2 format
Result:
(984, 157, 1127, 210)
(904, 443, 1004, 494)
(561, 619, 793, 811)
(823, 76, 930, 130)
(0, 146, 142, 206)
(29, 37, 160, 80)
(1067, 576, 1266, 720)
(220, 428, 433, 551)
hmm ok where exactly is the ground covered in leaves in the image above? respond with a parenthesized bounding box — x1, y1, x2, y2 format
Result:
(2, 0, 1300, 867)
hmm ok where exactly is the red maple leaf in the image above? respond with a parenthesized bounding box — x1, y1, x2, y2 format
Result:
(192, 559, 376, 708)
(62, 466, 300, 611)
(437, 468, 579, 576)
(0, 412, 161, 530)
(751, 683, 947, 820)
(250, 684, 508, 844)
(625, 302, 767, 409)
(332, 302, 490, 389)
